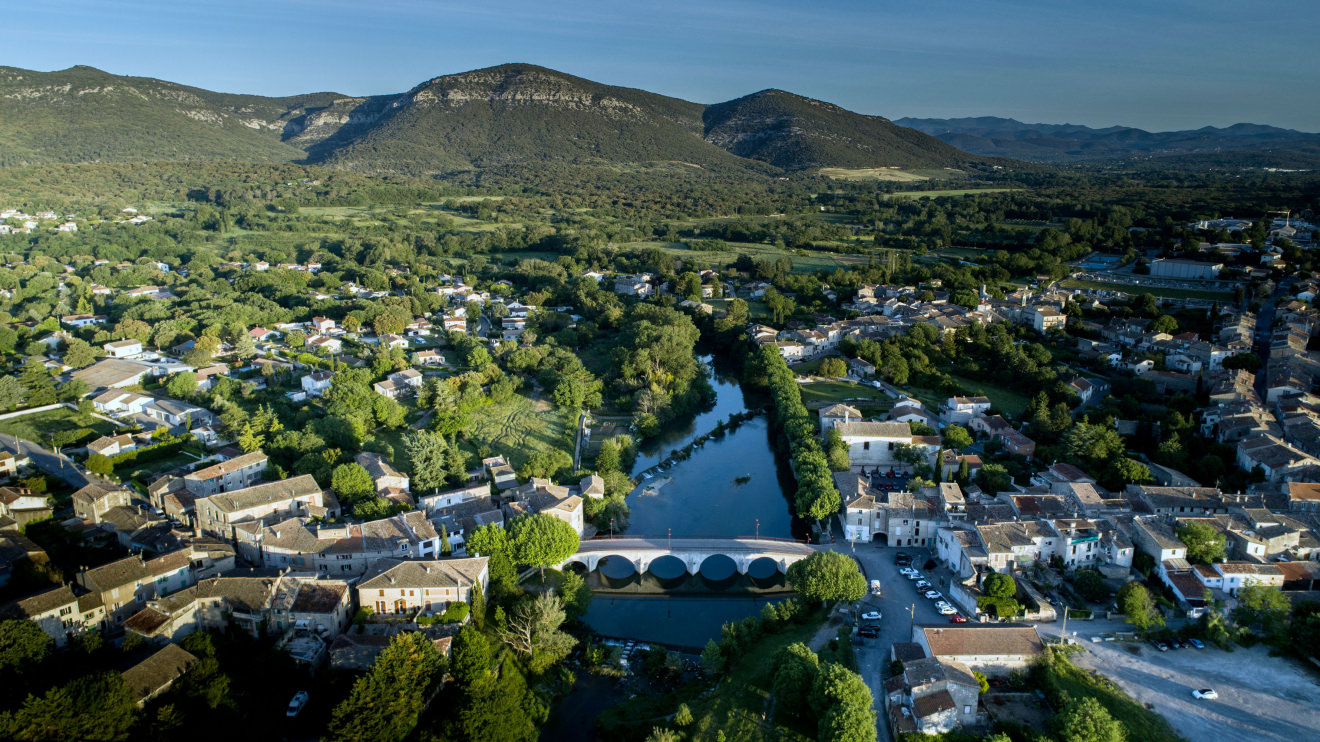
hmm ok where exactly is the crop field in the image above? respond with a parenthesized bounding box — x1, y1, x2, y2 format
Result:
(0, 408, 117, 447)
(463, 395, 570, 469)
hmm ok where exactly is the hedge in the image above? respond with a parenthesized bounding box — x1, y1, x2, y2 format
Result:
(754, 344, 840, 522)
(110, 433, 193, 468)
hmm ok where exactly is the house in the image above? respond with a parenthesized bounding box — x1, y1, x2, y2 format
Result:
(886, 655, 983, 736)
(301, 370, 334, 397)
(373, 369, 423, 399)
(613, 274, 654, 297)
(420, 482, 491, 513)
(834, 421, 914, 469)
(92, 390, 154, 417)
(0, 450, 29, 480)
(194, 475, 324, 541)
(251, 511, 440, 575)
(269, 574, 353, 638)
(1285, 482, 1320, 513)
(77, 550, 195, 625)
(355, 452, 410, 493)
(61, 314, 107, 328)
(73, 358, 153, 390)
(248, 327, 278, 342)
(1213, 562, 1285, 596)
(912, 623, 1044, 676)
(71, 483, 134, 524)
(940, 396, 992, 425)
(0, 487, 51, 527)
(0, 584, 87, 647)
(379, 333, 409, 350)
(818, 403, 862, 436)
(414, 349, 445, 366)
(1068, 377, 1097, 404)
(144, 398, 213, 431)
(483, 455, 518, 490)
(183, 451, 269, 497)
(122, 643, 198, 708)
(86, 433, 139, 458)
(311, 317, 336, 334)
(838, 475, 941, 547)
(306, 335, 343, 354)
(104, 339, 144, 358)
(357, 557, 489, 617)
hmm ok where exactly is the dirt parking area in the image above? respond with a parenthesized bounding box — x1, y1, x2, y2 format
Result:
(1075, 641, 1320, 742)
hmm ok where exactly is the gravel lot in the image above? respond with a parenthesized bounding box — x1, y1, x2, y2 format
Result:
(1075, 641, 1320, 742)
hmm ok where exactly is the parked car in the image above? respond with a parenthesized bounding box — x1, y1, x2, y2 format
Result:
(1192, 688, 1218, 700)
(894, 551, 911, 565)
(922, 590, 943, 600)
(1168, 638, 1184, 649)
(915, 580, 931, 590)
(861, 611, 882, 621)
(949, 614, 969, 623)
(1151, 640, 1168, 652)
(906, 572, 923, 581)
(858, 625, 880, 638)
(287, 690, 309, 717)
(898, 567, 917, 578)
(1186, 638, 1205, 649)
(869, 580, 883, 596)
(935, 602, 957, 615)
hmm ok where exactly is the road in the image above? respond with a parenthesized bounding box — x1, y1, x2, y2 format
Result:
(2, 434, 89, 488)
(825, 538, 951, 742)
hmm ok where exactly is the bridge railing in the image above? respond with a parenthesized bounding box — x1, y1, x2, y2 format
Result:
(583, 534, 811, 544)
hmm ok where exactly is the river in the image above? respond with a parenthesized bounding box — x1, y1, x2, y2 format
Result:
(579, 357, 804, 649)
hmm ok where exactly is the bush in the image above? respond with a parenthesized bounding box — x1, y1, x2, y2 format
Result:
(977, 596, 1022, 619)
(440, 602, 470, 623)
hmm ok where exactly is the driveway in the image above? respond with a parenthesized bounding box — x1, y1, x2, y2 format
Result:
(1074, 641, 1320, 742)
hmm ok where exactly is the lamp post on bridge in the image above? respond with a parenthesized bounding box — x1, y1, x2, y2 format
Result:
(667, 528, 671, 551)
(755, 519, 759, 541)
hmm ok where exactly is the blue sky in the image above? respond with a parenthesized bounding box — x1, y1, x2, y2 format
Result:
(4, 0, 1316, 131)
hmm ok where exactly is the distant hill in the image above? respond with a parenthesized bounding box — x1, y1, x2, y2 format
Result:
(0, 63, 989, 174)
(309, 64, 756, 174)
(0, 65, 345, 167)
(895, 115, 1320, 165)
(704, 89, 981, 171)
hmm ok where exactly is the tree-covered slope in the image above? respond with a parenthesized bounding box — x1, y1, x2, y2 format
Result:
(311, 63, 758, 174)
(0, 65, 342, 167)
(703, 89, 983, 171)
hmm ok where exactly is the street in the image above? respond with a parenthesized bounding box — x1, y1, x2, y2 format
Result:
(2, 434, 89, 488)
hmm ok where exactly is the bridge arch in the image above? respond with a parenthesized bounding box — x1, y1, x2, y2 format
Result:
(697, 553, 738, 579)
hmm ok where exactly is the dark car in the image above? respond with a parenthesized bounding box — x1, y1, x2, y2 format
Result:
(894, 551, 911, 566)
(1151, 640, 1168, 652)
(857, 625, 880, 638)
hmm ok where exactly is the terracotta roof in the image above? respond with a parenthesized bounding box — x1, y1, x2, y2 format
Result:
(1286, 482, 1320, 502)
(122, 644, 197, 703)
(919, 624, 1043, 658)
(913, 689, 957, 717)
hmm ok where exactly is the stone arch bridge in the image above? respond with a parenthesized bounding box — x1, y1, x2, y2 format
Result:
(562, 537, 817, 576)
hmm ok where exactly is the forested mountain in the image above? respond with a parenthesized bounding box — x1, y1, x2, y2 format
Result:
(896, 115, 1320, 165)
(0, 65, 343, 167)
(0, 63, 979, 174)
(704, 89, 979, 170)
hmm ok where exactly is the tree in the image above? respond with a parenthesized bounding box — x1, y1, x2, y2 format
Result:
(558, 569, 592, 620)
(1054, 696, 1126, 742)
(979, 463, 1012, 493)
(233, 333, 256, 361)
(973, 671, 989, 694)
(674, 703, 693, 727)
(0, 375, 26, 410)
(6, 672, 137, 742)
(942, 424, 973, 451)
(325, 632, 447, 742)
(701, 640, 725, 674)
(63, 338, 98, 369)
(86, 453, 114, 478)
(466, 524, 518, 590)
(786, 551, 867, 604)
(236, 422, 264, 454)
(772, 642, 820, 719)
(1176, 521, 1226, 565)
(404, 430, 449, 493)
(646, 729, 681, 742)
(1234, 582, 1291, 638)
(1103, 457, 1152, 490)
(165, 372, 196, 399)
(509, 513, 580, 578)
(983, 572, 1017, 599)
(825, 428, 850, 472)
(1117, 581, 1163, 633)
(810, 662, 875, 742)
(498, 593, 576, 674)
(0, 619, 52, 673)
(818, 357, 848, 378)
(449, 624, 492, 690)
(1073, 570, 1107, 602)
(331, 463, 375, 501)
(1149, 315, 1178, 335)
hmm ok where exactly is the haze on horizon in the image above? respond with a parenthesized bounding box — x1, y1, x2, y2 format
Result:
(3, 0, 1315, 133)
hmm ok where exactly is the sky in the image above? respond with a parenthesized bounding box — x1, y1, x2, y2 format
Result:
(3, 0, 1316, 132)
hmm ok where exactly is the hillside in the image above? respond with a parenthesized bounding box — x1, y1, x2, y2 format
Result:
(704, 90, 983, 171)
(0, 65, 347, 167)
(0, 63, 984, 174)
(896, 115, 1320, 165)
(309, 63, 758, 174)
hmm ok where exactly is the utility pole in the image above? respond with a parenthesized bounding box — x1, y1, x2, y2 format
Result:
(1060, 606, 1069, 642)
(909, 602, 916, 637)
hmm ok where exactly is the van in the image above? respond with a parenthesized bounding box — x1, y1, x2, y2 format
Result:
(869, 579, 882, 596)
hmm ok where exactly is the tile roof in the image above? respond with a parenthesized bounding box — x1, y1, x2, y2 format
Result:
(186, 451, 268, 482)
(122, 644, 197, 703)
(359, 557, 488, 591)
(201, 475, 319, 514)
(919, 624, 1044, 658)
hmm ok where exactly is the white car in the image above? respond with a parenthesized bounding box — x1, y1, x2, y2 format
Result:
(861, 611, 882, 621)
(936, 603, 957, 615)
(906, 572, 924, 581)
(922, 590, 943, 600)
(287, 690, 309, 717)
(1192, 688, 1218, 700)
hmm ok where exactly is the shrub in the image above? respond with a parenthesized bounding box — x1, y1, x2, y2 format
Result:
(440, 602, 470, 623)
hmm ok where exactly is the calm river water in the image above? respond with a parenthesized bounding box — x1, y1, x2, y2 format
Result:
(579, 358, 805, 649)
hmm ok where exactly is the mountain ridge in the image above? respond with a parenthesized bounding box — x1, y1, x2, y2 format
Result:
(0, 63, 985, 174)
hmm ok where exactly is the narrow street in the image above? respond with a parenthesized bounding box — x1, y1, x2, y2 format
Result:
(2, 434, 89, 488)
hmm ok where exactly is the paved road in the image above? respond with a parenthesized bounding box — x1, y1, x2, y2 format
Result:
(1075, 640, 1320, 742)
(2, 435, 89, 488)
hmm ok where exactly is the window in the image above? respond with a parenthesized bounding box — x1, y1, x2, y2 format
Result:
(863, 442, 870, 451)
(888, 442, 895, 450)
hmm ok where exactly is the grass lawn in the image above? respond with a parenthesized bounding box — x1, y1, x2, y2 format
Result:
(1038, 652, 1183, 742)
(462, 394, 571, 470)
(115, 451, 203, 485)
(1058, 278, 1232, 301)
(816, 167, 929, 182)
(798, 380, 892, 406)
(948, 374, 1032, 417)
(0, 409, 117, 446)
(707, 297, 769, 320)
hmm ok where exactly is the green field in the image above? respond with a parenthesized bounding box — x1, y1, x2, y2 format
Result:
(462, 395, 570, 469)
(948, 374, 1032, 416)
(1059, 278, 1232, 301)
(885, 187, 1020, 199)
(624, 240, 875, 274)
(798, 380, 892, 406)
(817, 167, 929, 182)
(0, 408, 117, 447)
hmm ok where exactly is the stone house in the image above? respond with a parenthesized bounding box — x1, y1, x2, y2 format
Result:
(357, 557, 489, 617)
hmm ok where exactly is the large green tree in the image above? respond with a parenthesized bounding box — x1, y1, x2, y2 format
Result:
(983, 572, 1017, 599)
(3, 672, 137, 742)
(498, 593, 576, 674)
(466, 523, 518, 591)
(1234, 583, 1291, 638)
(0, 619, 52, 673)
(1054, 696, 1126, 742)
(509, 513, 580, 578)
(1117, 581, 1163, 633)
(771, 642, 820, 719)
(1176, 521, 1226, 565)
(325, 632, 447, 742)
(786, 551, 866, 604)
(404, 430, 449, 493)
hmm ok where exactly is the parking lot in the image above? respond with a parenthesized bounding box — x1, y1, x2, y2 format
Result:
(1075, 640, 1320, 742)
